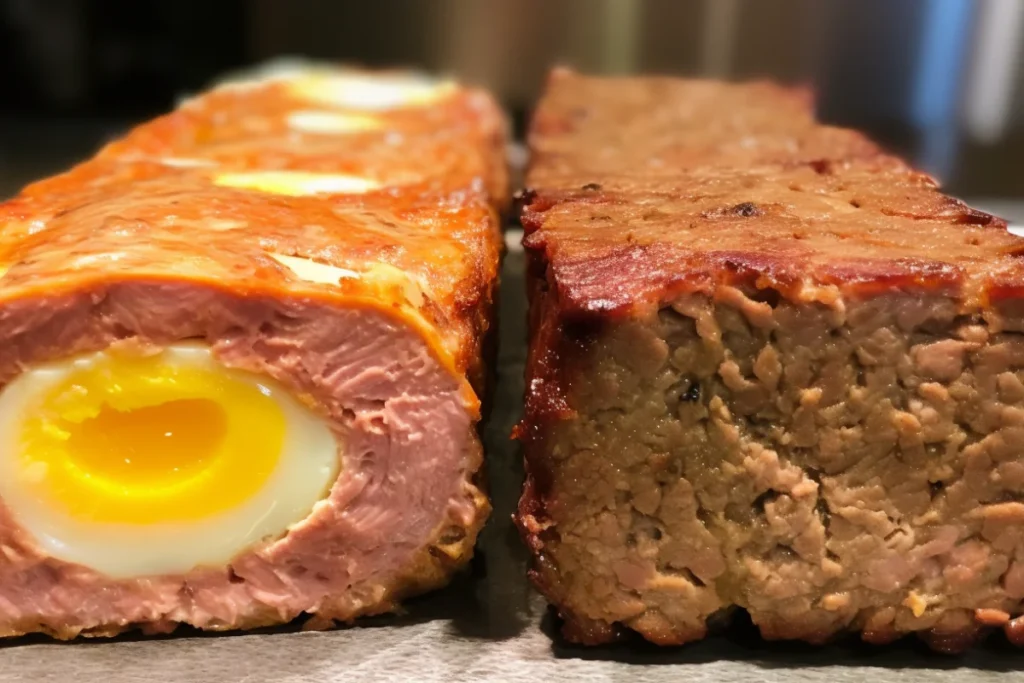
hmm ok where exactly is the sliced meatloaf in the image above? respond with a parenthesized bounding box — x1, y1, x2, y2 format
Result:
(0, 67, 506, 638)
(516, 68, 1024, 652)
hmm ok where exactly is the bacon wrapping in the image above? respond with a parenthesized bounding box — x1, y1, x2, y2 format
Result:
(0, 67, 506, 638)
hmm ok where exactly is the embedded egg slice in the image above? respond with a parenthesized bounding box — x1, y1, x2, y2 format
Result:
(213, 171, 381, 196)
(268, 253, 360, 284)
(0, 344, 338, 578)
(288, 72, 456, 111)
(286, 110, 383, 135)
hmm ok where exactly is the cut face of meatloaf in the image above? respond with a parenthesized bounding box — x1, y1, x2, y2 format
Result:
(516, 68, 1024, 652)
(0, 67, 506, 638)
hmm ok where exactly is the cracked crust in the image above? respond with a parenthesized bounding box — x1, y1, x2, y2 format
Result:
(516, 69, 1024, 653)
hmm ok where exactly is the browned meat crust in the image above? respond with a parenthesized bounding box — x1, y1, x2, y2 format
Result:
(516, 68, 1024, 653)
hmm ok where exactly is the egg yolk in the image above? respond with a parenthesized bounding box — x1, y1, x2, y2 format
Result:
(18, 352, 286, 524)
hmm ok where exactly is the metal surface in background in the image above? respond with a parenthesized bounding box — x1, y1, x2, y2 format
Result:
(2, 0, 1024, 194)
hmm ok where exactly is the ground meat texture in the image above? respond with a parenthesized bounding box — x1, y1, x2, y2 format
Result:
(516, 68, 1024, 652)
(0, 68, 507, 639)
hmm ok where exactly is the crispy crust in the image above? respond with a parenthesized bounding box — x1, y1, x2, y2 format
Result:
(0, 67, 506, 637)
(516, 69, 1024, 652)
(520, 69, 1016, 322)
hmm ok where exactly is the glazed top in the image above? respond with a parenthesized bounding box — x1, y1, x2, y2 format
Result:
(523, 69, 1024, 318)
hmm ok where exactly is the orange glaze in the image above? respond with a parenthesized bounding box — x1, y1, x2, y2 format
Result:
(0, 70, 509, 412)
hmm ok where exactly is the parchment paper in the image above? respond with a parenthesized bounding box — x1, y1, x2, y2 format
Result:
(0, 234, 1020, 682)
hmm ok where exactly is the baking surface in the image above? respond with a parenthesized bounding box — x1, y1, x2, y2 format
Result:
(0, 231, 1018, 681)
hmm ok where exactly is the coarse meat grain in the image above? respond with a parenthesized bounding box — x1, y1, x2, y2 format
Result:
(516, 68, 1024, 652)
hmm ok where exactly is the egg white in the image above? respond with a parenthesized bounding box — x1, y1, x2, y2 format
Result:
(213, 170, 382, 196)
(0, 344, 339, 578)
(286, 110, 383, 135)
(287, 72, 455, 111)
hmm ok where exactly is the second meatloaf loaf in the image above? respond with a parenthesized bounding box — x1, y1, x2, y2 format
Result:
(516, 69, 1024, 651)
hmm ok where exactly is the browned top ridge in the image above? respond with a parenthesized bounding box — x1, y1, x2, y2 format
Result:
(0, 68, 508, 409)
(522, 69, 1024, 319)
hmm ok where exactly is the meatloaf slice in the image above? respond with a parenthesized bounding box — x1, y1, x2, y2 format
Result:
(0, 66, 506, 638)
(516, 68, 1024, 652)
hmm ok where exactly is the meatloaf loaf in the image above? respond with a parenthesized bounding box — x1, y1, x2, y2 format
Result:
(516, 68, 1024, 652)
(0, 66, 506, 638)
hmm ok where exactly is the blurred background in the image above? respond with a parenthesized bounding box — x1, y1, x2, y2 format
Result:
(1, 0, 1023, 218)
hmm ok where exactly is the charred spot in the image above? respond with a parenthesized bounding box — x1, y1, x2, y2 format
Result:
(581, 182, 602, 191)
(668, 375, 702, 406)
(227, 568, 245, 584)
(849, 199, 862, 209)
(955, 206, 997, 226)
(809, 159, 834, 175)
(732, 202, 761, 217)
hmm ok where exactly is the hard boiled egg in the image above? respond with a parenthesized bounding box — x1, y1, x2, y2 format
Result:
(288, 72, 456, 111)
(0, 344, 338, 578)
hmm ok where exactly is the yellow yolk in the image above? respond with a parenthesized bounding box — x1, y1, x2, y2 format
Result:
(68, 399, 228, 485)
(19, 352, 285, 524)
